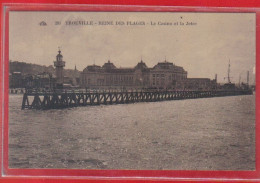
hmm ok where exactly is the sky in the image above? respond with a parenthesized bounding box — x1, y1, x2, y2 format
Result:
(9, 11, 256, 83)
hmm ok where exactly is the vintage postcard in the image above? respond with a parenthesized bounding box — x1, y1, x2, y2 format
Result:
(5, 7, 257, 179)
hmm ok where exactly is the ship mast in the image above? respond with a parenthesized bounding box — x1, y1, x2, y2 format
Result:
(247, 70, 249, 86)
(239, 74, 241, 87)
(227, 59, 231, 83)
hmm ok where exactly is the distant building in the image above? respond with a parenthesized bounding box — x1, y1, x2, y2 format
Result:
(81, 61, 137, 89)
(150, 61, 187, 89)
(81, 60, 188, 89)
(183, 78, 217, 90)
(72, 65, 80, 86)
(9, 71, 55, 89)
(23, 72, 55, 89)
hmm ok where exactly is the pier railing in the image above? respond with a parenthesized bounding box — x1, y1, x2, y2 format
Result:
(21, 89, 253, 110)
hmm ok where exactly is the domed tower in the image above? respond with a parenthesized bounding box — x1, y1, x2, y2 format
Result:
(54, 48, 65, 87)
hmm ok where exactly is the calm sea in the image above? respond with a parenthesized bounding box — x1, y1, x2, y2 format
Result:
(8, 94, 255, 170)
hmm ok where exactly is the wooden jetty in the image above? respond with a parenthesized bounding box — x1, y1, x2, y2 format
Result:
(21, 89, 253, 110)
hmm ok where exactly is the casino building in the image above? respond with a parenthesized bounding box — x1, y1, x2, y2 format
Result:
(80, 59, 189, 90)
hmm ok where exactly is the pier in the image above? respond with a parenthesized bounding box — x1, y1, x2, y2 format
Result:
(21, 89, 253, 110)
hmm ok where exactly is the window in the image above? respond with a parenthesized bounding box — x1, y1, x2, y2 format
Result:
(161, 78, 165, 84)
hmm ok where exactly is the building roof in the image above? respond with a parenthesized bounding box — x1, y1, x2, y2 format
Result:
(84, 65, 102, 72)
(135, 60, 148, 70)
(102, 60, 117, 70)
(153, 61, 186, 73)
(105, 68, 135, 73)
(83, 60, 186, 74)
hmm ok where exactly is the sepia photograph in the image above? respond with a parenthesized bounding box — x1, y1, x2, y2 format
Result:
(8, 11, 256, 170)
